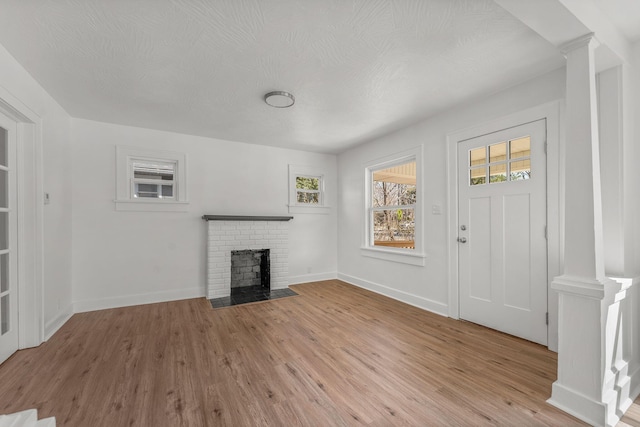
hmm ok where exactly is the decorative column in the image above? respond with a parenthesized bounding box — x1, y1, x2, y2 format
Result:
(549, 33, 631, 427)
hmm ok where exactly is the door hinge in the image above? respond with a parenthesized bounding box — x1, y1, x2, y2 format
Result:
(544, 141, 548, 154)
(546, 312, 549, 325)
(544, 226, 547, 239)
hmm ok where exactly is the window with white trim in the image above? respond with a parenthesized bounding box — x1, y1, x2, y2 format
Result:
(295, 175, 322, 204)
(288, 165, 329, 214)
(362, 147, 425, 266)
(371, 160, 416, 249)
(131, 160, 176, 199)
(115, 147, 188, 212)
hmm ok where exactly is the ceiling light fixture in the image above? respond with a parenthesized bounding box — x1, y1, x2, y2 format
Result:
(264, 91, 295, 108)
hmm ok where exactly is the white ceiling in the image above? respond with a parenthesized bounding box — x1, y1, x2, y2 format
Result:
(594, 0, 640, 42)
(0, 0, 566, 153)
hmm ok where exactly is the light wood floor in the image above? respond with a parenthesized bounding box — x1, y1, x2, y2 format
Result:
(0, 280, 585, 426)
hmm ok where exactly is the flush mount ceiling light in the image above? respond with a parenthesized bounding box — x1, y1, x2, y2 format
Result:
(264, 91, 295, 108)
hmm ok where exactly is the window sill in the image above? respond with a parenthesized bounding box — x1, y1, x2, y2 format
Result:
(287, 204, 331, 215)
(115, 199, 190, 212)
(360, 246, 426, 266)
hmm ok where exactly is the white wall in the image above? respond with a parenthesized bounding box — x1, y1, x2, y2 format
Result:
(0, 43, 73, 339)
(70, 119, 337, 311)
(337, 68, 566, 329)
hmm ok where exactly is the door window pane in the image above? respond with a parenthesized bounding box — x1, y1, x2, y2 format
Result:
(1, 295, 8, 335)
(489, 142, 507, 163)
(0, 212, 6, 251)
(0, 170, 6, 209)
(470, 167, 486, 186)
(510, 159, 531, 181)
(490, 165, 507, 183)
(0, 129, 6, 168)
(510, 137, 530, 159)
(470, 147, 486, 167)
(0, 254, 7, 293)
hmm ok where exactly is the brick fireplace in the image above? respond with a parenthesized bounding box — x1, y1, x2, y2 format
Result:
(203, 215, 293, 299)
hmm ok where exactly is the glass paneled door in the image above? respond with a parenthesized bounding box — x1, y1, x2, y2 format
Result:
(457, 119, 547, 345)
(0, 112, 18, 365)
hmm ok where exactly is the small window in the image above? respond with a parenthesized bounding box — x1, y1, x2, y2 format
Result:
(131, 160, 176, 199)
(115, 147, 188, 212)
(288, 165, 329, 214)
(468, 136, 531, 186)
(362, 146, 426, 266)
(295, 175, 321, 204)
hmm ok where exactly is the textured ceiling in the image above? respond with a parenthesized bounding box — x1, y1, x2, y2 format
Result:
(0, 0, 564, 153)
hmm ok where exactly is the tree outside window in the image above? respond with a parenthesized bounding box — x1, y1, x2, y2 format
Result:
(371, 160, 416, 249)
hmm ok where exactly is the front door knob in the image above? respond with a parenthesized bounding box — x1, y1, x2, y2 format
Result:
(457, 237, 467, 243)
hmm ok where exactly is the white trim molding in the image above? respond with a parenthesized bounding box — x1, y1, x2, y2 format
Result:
(44, 303, 73, 341)
(73, 286, 205, 313)
(288, 164, 330, 214)
(0, 85, 45, 349)
(362, 145, 426, 265)
(115, 146, 189, 212)
(289, 271, 337, 285)
(338, 272, 448, 317)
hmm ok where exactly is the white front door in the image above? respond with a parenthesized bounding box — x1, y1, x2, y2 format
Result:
(457, 120, 547, 345)
(0, 112, 18, 364)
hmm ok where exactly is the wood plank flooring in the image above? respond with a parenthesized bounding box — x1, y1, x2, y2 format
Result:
(0, 280, 585, 426)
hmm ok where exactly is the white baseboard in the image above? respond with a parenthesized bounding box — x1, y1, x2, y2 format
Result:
(548, 382, 608, 427)
(628, 366, 640, 410)
(289, 271, 337, 285)
(44, 304, 74, 341)
(73, 286, 205, 313)
(337, 272, 449, 317)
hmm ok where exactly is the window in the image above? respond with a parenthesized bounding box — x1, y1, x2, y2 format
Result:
(371, 161, 416, 249)
(115, 147, 188, 212)
(288, 165, 329, 214)
(132, 160, 175, 199)
(362, 147, 425, 266)
(469, 136, 531, 186)
(295, 175, 321, 204)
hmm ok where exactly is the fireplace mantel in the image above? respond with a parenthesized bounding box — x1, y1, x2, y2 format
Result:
(202, 215, 293, 222)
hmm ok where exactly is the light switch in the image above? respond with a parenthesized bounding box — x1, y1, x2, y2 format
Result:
(44, 192, 50, 205)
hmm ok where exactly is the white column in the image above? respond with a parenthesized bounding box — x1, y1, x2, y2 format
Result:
(561, 33, 605, 281)
(548, 33, 625, 427)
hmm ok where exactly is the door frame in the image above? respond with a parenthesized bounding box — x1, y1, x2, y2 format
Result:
(0, 87, 45, 350)
(446, 101, 562, 350)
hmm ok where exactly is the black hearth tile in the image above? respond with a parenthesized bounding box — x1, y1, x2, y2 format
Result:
(210, 296, 232, 308)
(210, 287, 298, 309)
(231, 294, 268, 305)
